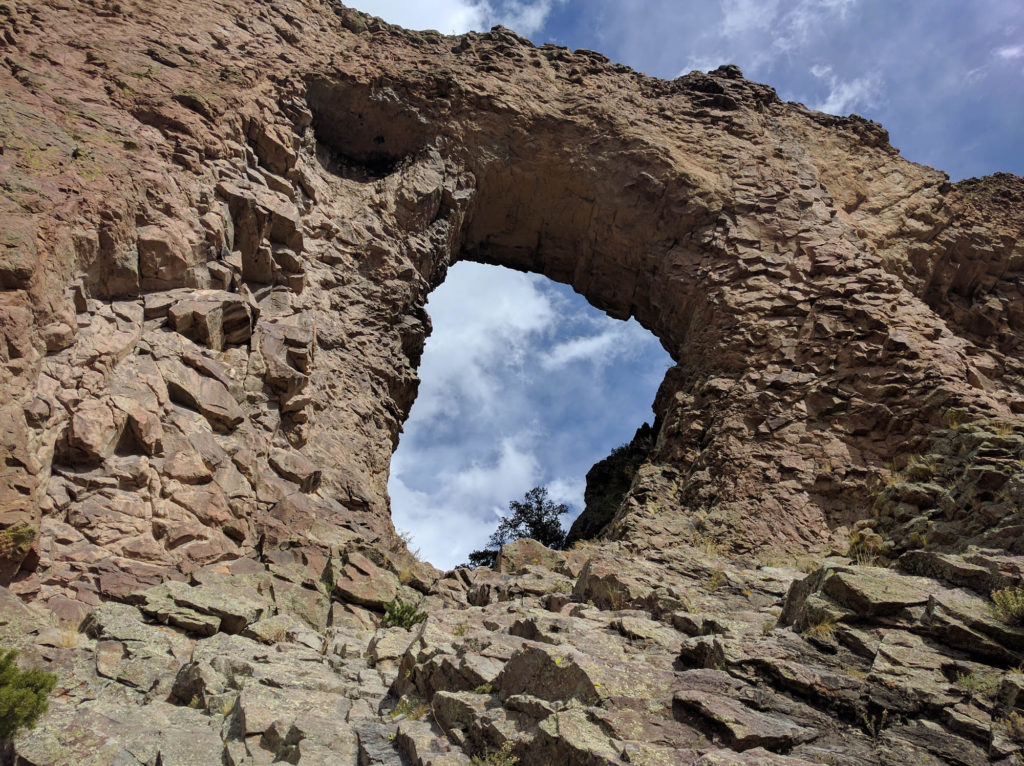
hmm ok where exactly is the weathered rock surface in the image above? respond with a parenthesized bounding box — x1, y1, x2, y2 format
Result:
(0, 0, 1022, 763)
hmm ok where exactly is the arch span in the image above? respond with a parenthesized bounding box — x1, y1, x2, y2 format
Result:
(3, 10, 1021, 606)
(296, 43, 1019, 556)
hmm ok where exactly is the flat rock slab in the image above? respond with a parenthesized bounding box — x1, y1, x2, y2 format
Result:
(332, 552, 400, 609)
(673, 690, 817, 752)
(137, 579, 269, 636)
(821, 568, 937, 617)
(694, 748, 821, 765)
(16, 699, 223, 766)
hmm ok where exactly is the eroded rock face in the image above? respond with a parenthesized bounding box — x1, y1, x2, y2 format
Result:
(0, 0, 1022, 763)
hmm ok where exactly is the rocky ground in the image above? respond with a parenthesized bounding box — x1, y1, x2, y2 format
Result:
(0, 0, 1023, 763)
(8, 532, 1024, 764)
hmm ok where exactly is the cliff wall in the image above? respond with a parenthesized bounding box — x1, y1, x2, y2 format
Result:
(0, 1, 1023, 763)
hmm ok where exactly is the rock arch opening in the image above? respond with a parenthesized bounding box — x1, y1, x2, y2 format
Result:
(388, 261, 673, 570)
(294, 59, 1010, 567)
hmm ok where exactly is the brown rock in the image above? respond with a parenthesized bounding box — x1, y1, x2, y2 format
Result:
(673, 690, 817, 752)
(158, 358, 244, 432)
(137, 220, 198, 289)
(332, 551, 400, 609)
(167, 290, 253, 350)
(67, 399, 125, 464)
(268, 448, 321, 491)
(1, 3, 1023, 764)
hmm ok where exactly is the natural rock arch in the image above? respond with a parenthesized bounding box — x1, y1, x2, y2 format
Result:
(304, 48, 1021, 555)
(0, 3, 1020, 605)
(2, 4, 1024, 762)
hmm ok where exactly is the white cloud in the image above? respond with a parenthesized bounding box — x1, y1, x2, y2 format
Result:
(390, 436, 541, 569)
(710, 0, 862, 72)
(348, 0, 561, 37)
(389, 475, 500, 568)
(411, 263, 554, 421)
(720, 0, 780, 37)
(349, 0, 488, 33)
(493, 0, 563, 37)
(781, 0, 858, 49)
(996, 45, 1024, 60)
(809, 64, 881, 115)
(447, 436, 540, 499)
(546, 475, 586, 527)
(538, 319, 649, 371)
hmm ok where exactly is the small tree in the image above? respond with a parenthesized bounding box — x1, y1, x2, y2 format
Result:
(467, 486, 569, 568)
(0, 648, 56, 744)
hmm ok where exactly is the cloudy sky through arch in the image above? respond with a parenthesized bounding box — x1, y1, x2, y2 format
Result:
(349, 0, 1024, 569)
(389, 263, 671, 569)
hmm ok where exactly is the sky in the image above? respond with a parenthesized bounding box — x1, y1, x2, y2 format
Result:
(351, 0, 1024, 570)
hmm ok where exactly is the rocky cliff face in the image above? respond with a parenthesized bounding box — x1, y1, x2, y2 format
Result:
(1, 1, 1023, 763)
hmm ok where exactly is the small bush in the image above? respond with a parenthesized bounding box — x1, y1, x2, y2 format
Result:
(707, 569, 726, 590)
(471, 741, 518, 766)
(0, 526, 35, 560)
(847, 527, 883, 565)
(390, 695, 429, 721)
(998, 711, 1024, 744)
(991, 587, 1024, 625)
(955, 670, 998, 697)
(943, 408, 966, 429)
(861, 708, 890, 739)
(382, 598, 427, 630)
(802, 616, 837, 641)
(0, 648, 57, 742)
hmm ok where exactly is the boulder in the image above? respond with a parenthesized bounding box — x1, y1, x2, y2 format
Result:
(137, 220, 198, 289)
(268, 447, 321, 491)
(137, 579, 270, 636)
(332, 551, 400, 609)
(494, 538, 566, 574)
(158, 357, 244, 432)
(167, 289, 254, 350)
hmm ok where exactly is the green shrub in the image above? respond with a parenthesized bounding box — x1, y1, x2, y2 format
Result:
(997, 711, 1024, 743)
(0, 648, 56, 742)
(471, 741, 518, 766)
(466, 486, 570, 568)
(0, 526, 35, 560)
(991, 587, 1024, 625)
(389, 695, 429, 720)
(382, 598, 426, 630)
(955, 670, 998, 697)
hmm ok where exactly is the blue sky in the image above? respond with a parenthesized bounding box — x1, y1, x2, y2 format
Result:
(351, 0, 1024, 569)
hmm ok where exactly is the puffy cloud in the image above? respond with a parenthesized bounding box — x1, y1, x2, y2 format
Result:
(720, 0, 780, 38)
(493, 0, 564, 36)
(390, 435, 543, 569)
(410, 263, 554, 422)
(809, 64, 881, 115)
(538, 319, 651, 371)
(389, 263, 671, 570)
(348, 0, 488, 33)
(349, 0, 562, 37)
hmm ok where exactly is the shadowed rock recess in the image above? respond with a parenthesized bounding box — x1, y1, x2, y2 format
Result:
(0, 0, 1023, 763)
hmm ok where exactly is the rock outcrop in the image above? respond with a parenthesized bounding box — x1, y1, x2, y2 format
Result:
(0, 0, 1022, 763)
